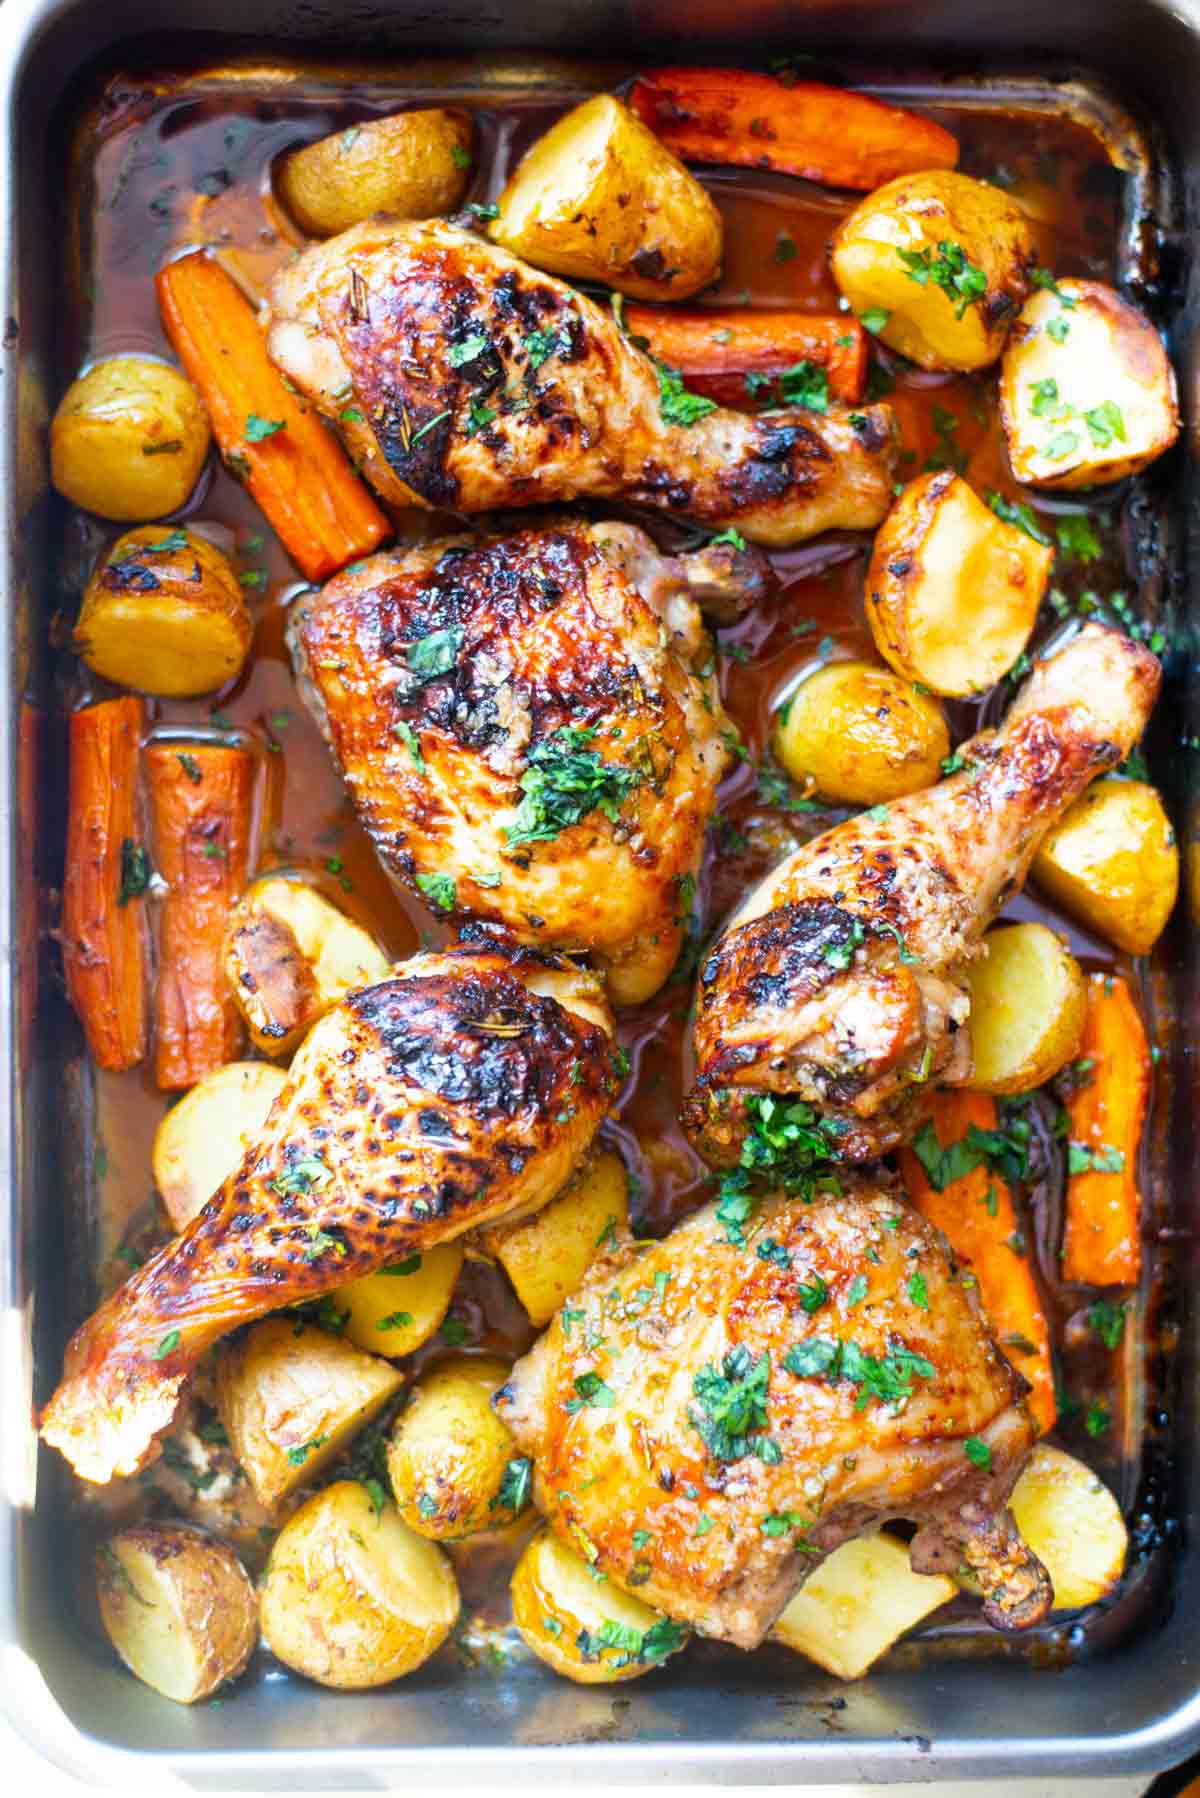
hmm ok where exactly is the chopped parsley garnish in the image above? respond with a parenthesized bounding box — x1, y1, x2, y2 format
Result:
(797, 1273, 829, 1314)
(465, 201, 499, 221)
(897, 240, 987, 318)
(756, 1237, 792, 1269)
(845, 1273, 868, 1310)
(406, 626, 463, 682)
(1046, 314, 1071, 344)
(761, 1510, 808, 1537)
(940, 751, 968, 775)
(688, 1344, 777, 1463)
(964, 1436, 992, 1470)
(776, 360, 830, 412)
(245, 414, 286, 441)
(911, 1112, 1030, 1192)
(450, 142, 471, 170)
(1029, 378, 1061, 418)
(1087, 1299, 1128, 1350)
(396, 719, 425, 771)
(908, 1271, 929, 1310)
(924, 405, 966, 474)
(566, 1371, 616, 1413)
(1044, 429, 1080, 460)
(1030, 268, 1076, 306)
(823, 918, 865, 971)
(117, 839, 151, 905)
(505, 727, 640, 850)
(782, 1337, 934, 1411)
(1056, 515, 1102, 562)
(286, 1434, 328, 1467)
(523, 325, 571, 370)
(708, 526, 748, 551)
(154, 1329, 181, 1359)
(1067, 1141, 1125, 1175)
(739, 1093, 844, 1193)
(492, 1455, 532, 1514)
(302, 1225, 346, 1263)
(464, 399, 496, 437)
(715, 1171, 757, 1246)
(269, 1153, 332, 1198)
(986, 491, 1052, 546)
(375, 1311, 414, 1332)
(655, 361, 718, 428)
(859, 308, 890, 334)
(1083, 400, 1126, 448)
(176, 752, 202, 784)
(447, 332, 490, 368)
(340, 405, 364, 424)
(1085, 1402, 1111, 1438)
(416, 870, 457, 912)
(580, 1615, 687, 1667)
(440, 1317, 469, 1346)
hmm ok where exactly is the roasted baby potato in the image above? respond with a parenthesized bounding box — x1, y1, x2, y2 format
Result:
(1032, 776, 1179, 955)
(773, 660, 949, 806)
(511, 1527, 688, 1684)
(830, 171, 1036, 371)
(51, 357, 210, 520)
(865, 472, 1052, 696)
(1006, 1444, 1128, 1609)
(477, 1150, 629, 1328)
(999, 279, 1180, 488)
(331, 1240, 465, 1358)
(386, 1354, 525, 1539)
(76, 526, 252, 697)
(276, 108, 473, 239)
(215, 1317, 403, 1510)
(771, 1532, 955, 1678)
(152, 1060, 288, 1231)
(260, 1480, 460, 1688)
(224, 876, 391, 1057)
(491, 94, 722, 300)
(95, 1522, 257, 1704)
(965, 922, 1087, 1095)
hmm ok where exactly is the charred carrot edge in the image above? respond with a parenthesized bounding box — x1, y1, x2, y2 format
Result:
(1061, 973, 1148, 1286)
(156, 252, 390, 582)
(147, 741, 256, 1090)
(899, 1090, 1056, 1436)
(623, 307, 866, 407)
(62, 698, 149, 1072)
(628, 68, 958, 192)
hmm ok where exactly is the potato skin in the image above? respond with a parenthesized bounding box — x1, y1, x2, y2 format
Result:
(773, 660, 948, 806)
(831, 171, 1036, 371)
(95, 1522, 257, 1704)
(386, 1354, 523, 1539)
(477, 1150, 628, 1327)
(51, 357, 210, 520)
(491, 94, 722, 300)
(964, 922, 1087, 1095)
(1032, 776, 1179, 955)
(152, 1060, 288, 1231)
(510, 1526, 687, 1684)
(332, 1240, 465, 1357)
(277, 109, 472, 238)
(77, 526, 252, 697)
(260, 1481, 459, 1688)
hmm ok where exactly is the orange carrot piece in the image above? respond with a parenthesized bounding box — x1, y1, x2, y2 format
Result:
(628, 68, 958, 192)
(146, 742, 256, 1090)
(1061, 973, 1148, 1286)
(62, 698, 149, 1072)
(622, 307, 866, 408)
(898, 1090, 1056, 1436)
(156, 252, 390, 582)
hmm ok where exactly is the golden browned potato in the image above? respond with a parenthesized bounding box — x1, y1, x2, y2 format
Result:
(51, 357, 210, 520)
(1032, 776, 1179, 955)
(865, 471, 1052, 696)
(276, 109, 473, 239)
(152, 1061, 288, 1231)
(771, 1533, 955, 1678)
(830, 171, 1036, 371)
(95, 1522, 257, 1703)
(1006, 1445, 1127, 1610)
(76, 526, 252, 697)
(773, 660, 949, 806)
(224, 876, 391, 1057)
(491, 94, 722, 300)
(964, 922, 1086, 1094)
(476, 1150, 628, 1328)
(999, 279, 1180, 488)
(331, 1240, 465, 1358)
(215, 1317, 403, 1511)
(260, 1481, 459, 1688)
(511, 1527, 688, 1684)
(386, 1354, 525, 1539)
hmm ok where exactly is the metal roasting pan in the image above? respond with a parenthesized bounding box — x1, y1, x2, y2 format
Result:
(2, 0, 1200, 1784)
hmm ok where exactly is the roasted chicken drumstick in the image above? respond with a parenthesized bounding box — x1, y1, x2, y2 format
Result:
(685, 623, 1160, 1165)
(264, 218, 897, 546)
(41, 940, 615, 1484)
(498, 1175, 1051, 1647)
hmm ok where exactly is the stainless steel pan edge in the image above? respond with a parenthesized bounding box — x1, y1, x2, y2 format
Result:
(3, 0, 1199, 1783)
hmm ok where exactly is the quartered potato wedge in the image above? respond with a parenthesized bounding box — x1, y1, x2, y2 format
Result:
(1033, 776, 1179, 955)
(965, 922, 1087, 1094)
(387, 1354, 525, 1539)
(773, 659, 949, 805)
(152, 1060, 288, 1230)
(476, 1149, 629, 1328)
(771, 1533, 955, 1678)
(511, 1527, 688, 1684)
(95, 1522, 257, 1704)
(331, 1240, 465, 1358)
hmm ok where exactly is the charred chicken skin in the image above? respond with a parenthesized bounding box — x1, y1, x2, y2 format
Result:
(41, 940, 615, 1485)
(686, 623, 1160, 1165)
(264, 217, 898, 546)
(290, 520, 741, 1005)
(498, 1176, 1051, 1648)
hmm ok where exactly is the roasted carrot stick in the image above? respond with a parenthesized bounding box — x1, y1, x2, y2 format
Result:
(156, 252, 390, 582)
(898, 1090, 1056, 1436)
(62, 698, 149, 1072)
(622, 307, 866, 408)
(146, 742, 255, 1090)
(1060, 973, 1148, 1286)
(628, 68, 958, 191)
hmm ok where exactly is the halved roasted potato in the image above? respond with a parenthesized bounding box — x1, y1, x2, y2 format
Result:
(224, 876, 391, 1057)
(51, 356, 211, 520)
(95, 1522, 257, 1704)
(153, 1061, 288, 1231)
(773, 659, 949, 806)
(386, 1354, 525, 1539)
(491, 94, 722, 300)
(215, 1317, 403, 1510)
(476, 1150, 628, 1328)
(999, 279, 1180, 488)
(964, 922, 1087, 1094)
(1032, 776, 1179, 955)
(830, 171, 1036, 371)
(76, 526, 252, 698)
(770, 1532, 955, 1678)
(276, 108, 473, 239)
(865, 471, 1052, 696)
(331, 1240, 465, 1358)
(1006, 1445, 1127, 1609)
(260, 1481, 459, 1688)
(511, 1526, 688, 1684)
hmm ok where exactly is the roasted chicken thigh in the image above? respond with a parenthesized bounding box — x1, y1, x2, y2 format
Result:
(41, 940, 615, 1484)
(264, 218, 898, 546)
